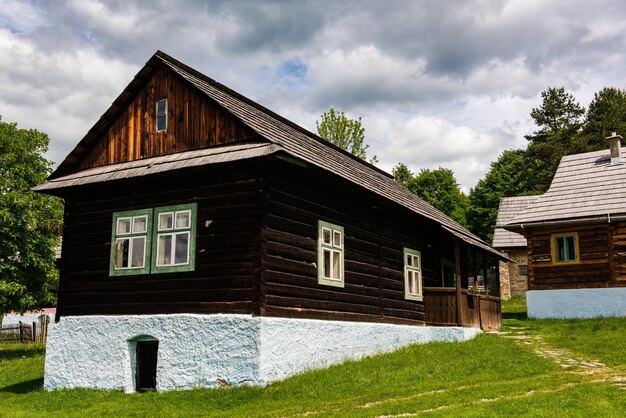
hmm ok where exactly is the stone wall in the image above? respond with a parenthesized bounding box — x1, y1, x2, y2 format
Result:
(44, 314, 480, 392)
(499, 248, 528, 300)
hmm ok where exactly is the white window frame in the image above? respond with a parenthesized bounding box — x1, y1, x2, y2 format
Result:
(404, 248, 423, 301)
(156, 98, 167, 132)
(317, 220, 344, 288)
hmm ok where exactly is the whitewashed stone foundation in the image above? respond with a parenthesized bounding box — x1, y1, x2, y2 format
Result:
(44, 314, 480, 392)
(527, 288, 626, 319)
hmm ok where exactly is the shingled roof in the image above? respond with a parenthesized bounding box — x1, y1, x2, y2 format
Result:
(492, 196, 538, 248)
(506, 147, 626, 228)
(40, 51, 501, 257)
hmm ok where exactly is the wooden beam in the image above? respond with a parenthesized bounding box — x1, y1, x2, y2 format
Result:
(454, 239, 462, 326)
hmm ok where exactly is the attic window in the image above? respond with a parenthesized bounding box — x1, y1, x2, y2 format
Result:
(156, 99, 167, 132)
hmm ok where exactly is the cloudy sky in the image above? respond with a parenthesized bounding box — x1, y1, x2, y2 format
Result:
(2, 0, 626, 190)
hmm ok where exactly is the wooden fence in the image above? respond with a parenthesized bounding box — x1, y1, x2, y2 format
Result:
(423, 287, 502, 331)
(0, 319, 49, 344)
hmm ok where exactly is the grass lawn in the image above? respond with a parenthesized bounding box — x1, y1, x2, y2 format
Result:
(0, 301, 624, 417)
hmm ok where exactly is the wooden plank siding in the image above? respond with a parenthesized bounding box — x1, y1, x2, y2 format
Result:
(78, 67, 259, 170)
(56, 162, 263, 319)
(259, 159, 459, 325)
(527, 224, 626, 290)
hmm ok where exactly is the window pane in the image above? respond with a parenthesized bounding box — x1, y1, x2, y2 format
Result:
(174, 233, 189, 264)
(408, 271, 416, 294)
(175, 211, 190, 229)
(332, 250, 340, 279)
(157, 99, 166, 114)
(557, 237, 565, 261)
(157, 115, 166, 131)
(407, 254, 413, 267)
(131, 237, 145, 268)
(323, 249, 331, 278)
(133, 216, 147, 233)
(117, 218, 132, 235)
(333, 231, 341, 247)
(158, 234, 173, 265)
(159, 213, 173, 230)
(566, 236, 576, 261)
(115, 238, 130, 268)
(323, 228, 331, 245)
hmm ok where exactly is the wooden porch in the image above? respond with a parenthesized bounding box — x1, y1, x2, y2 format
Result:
(423, 287, 502, 331)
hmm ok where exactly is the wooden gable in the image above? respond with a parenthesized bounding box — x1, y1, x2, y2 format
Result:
(77, 66, 259, 170)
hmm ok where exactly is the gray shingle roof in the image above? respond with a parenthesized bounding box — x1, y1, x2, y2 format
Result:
(506, 148, 626, 227)
(39, 51, 501, 258)
(492, 196, 538, 248)
(35, 141, 279, 191)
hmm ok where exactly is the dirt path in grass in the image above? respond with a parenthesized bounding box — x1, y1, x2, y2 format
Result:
(498, 326, 626, 390)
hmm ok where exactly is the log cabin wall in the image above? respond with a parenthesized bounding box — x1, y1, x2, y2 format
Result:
(259, 158, 458, 326)
(527, 224, 621, 290)
(56, 161, 263, 319)
(610, 221, 626, 284)
(78, 67, 259, 170)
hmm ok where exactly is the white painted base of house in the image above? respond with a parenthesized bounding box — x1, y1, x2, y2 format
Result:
(44, 314, 480, 392)
(527, 288, 626, 319)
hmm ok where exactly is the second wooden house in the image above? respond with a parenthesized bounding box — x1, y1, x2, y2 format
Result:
(36, 51, 503, 392)
(504, 133, 626, 319)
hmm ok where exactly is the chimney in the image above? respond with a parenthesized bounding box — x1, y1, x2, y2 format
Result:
(607, 132, 623, 166)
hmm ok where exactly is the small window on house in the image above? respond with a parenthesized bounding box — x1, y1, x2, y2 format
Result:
(109, 203, 197, 276)
(110, 209, 152, 276)
(404, 248, 423, 301)
(518, 264, 528, 276)
(317, 221, 344, 287)
(156, 99, 167, 132)
(552, 233, 579, 263)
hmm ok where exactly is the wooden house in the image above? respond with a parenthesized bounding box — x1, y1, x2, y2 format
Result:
(504, 133, 626, 319)
(493, 196, 538, 299)
(36, 51, 503, 391)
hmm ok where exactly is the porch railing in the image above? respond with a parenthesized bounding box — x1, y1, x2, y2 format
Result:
(423, 287, 501, 331)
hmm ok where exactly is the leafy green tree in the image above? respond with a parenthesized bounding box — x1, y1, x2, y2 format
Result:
(467, 149, 530, 242)
(0, 118, 63, 314)
(524, 87, 585, 193)
(393, 164, 468, 226)
(316, 107, 377, 163)
(578, 87, 626, 152)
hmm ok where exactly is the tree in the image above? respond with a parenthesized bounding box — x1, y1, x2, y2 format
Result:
(0, 118, 63, 314)
(578, 87, 626, 152)
(467, 149, 530, 242)
(393, 164, 469, 227)
(524, 87, 585, 193)
(316, 107, 377, 163)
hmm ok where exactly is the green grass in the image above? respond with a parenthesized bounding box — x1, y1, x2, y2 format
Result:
(1, 301, 625, 417)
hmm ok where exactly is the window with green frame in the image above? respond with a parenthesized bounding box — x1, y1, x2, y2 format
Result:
(552, 233, 579, 263)
(404, 248, 423, 301)
(109, 203, 197, 276)
(317, 220, 344, 287)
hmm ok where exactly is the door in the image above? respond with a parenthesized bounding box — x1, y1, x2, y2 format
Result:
(136, 340, 158, 391)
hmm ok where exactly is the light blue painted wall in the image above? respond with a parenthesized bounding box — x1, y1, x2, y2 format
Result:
(527, 288, 626, 319)
(44, 314, 480, 392)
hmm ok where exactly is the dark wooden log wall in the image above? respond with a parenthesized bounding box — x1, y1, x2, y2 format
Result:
(527, 224, 619, 290)
(259, 159, 458, 326)
(78, 67, 259, 170)
(56, 162, 262, 319)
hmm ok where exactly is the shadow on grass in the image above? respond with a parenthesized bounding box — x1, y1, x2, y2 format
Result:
(0, 346, 46, 361)
(502, 311, 528, 321)
(0, 377, 43, 394)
